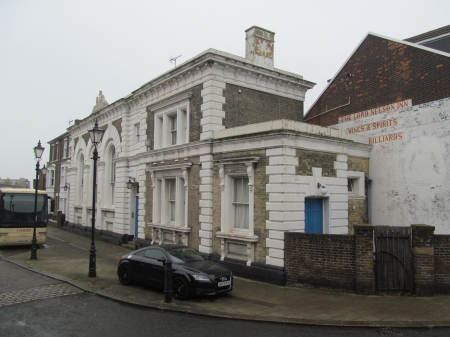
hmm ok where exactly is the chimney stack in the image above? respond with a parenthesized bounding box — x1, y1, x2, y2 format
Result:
(245, 26, 275, 69)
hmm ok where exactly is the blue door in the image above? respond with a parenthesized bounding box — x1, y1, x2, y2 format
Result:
(135, 196, 139, 237)
(305, 198, 323, 234)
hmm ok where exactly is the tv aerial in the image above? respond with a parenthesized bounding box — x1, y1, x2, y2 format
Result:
(169, 55, 182, 68)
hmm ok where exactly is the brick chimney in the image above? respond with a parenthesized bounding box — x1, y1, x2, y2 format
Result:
(245, 26, 275, 69)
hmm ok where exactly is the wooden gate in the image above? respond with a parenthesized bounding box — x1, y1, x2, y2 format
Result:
(375, 227, 413, 292)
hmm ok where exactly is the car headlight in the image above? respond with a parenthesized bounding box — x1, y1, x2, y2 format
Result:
(193, 274, 210, 282)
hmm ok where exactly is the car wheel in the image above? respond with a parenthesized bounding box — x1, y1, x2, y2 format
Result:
(172, 276, 190, 300)
(118, 264, 133, 285)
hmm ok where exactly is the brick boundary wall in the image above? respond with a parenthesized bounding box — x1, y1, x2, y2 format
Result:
(285, 225, 450, 296)
(412, 224, 435, 296)
(434, 235, 450, 293)
(284, 233, 357, 291)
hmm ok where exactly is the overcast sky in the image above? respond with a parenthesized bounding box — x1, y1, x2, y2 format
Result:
(1, 0, 449, 183)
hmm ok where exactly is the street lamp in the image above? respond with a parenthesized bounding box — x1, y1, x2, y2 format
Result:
(31, 140, 45, 260)
(88, 119, 105, 277)
(126, 177, 134, 189)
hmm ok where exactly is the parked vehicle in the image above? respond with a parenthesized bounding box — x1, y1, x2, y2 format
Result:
(117, 244, 233, 300)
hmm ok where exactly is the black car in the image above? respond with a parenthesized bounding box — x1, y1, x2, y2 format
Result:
(117, 244, 233, 300)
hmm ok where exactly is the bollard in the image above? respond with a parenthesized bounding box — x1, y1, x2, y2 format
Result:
(164, 259, 173, 303)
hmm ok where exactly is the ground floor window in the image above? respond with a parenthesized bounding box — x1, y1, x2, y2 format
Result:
(233, 177, 249, 230)
(148, 164, 190, 228)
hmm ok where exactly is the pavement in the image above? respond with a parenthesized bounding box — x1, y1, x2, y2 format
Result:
(2, 225, 450, 328)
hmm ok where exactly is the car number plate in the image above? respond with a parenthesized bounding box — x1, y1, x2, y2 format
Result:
(218, 280, 231, 287)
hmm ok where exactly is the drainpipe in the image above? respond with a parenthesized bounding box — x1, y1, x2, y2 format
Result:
(365, 176, 372, 223)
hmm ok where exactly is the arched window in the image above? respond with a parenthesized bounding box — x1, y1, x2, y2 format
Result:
(110, 147, 116, 206)
(76, 154, 84, 205)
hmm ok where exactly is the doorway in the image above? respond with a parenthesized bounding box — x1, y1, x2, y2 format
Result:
(305, 198, 323, 234)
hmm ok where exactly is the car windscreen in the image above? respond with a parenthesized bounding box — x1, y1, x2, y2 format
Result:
(167, 247, 204, 263)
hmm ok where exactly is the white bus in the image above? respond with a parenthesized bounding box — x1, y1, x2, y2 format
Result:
(0, 188, 48, 246)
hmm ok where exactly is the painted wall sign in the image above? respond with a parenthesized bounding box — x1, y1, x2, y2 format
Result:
(346, 118, 398, 134)
(339, 99, 412, 123)
(369, 132, 404, 144)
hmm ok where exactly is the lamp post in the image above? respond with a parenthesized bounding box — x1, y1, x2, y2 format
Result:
(31, 140, 45, 260)
(88, 119, 105, 277)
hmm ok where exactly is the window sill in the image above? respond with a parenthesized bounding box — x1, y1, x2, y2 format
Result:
(148, 223, 191, 245)
(215, 232, 259, 242)
(148, 223, 191, 233)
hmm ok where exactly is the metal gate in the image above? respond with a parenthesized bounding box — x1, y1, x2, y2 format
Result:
(375, 226, 413, 292)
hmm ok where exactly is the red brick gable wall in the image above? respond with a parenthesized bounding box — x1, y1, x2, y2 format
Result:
(305, 34, 450, 126)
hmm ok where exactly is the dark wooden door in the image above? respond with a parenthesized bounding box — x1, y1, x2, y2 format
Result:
(375, 226, 413, 292)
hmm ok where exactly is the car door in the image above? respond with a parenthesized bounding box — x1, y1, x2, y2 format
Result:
(129, 250, 149, 284)
(141, 248, 167, 288)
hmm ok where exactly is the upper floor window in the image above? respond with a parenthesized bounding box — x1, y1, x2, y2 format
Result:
(54, 144, 59, 161)
(63, 139, 68, 158)
(170, 115, 177, 146)
(154, 106, 188, 149)
(49, 145, 53, 161)
(150, 92, 192, 150)
(135, 124, 140, 144)
(50, 170, 55, 187)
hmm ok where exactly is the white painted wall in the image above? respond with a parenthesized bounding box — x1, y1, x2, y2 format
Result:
(333, 97, 450, 234)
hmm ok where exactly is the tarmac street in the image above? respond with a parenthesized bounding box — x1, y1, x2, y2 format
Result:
(2, 226, 450, 328)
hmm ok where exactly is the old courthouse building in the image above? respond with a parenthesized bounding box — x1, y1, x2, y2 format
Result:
(48, 27, 371, 284)
(305, 26, 450, 234)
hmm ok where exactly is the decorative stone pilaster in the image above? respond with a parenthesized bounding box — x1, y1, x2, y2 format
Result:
(200, 80, 226, 140)
(265, 147, 299, 267)
(412, 224, 435, 296)
(137, 169, 146, 239)
(198, 154, 214, 254)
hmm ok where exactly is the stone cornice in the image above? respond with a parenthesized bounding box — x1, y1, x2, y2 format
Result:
(146, 162, 192, 173)
(67, 50, 316, 136)
(133, 51, 315, 100)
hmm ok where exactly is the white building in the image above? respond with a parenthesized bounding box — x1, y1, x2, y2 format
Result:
(60, 27, 371, 284)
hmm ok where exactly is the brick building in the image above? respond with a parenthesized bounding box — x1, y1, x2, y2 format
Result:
(404, 24, 450, 53)
(45, 132, 71, 215)
(54, 26, 371, 284)
(304, 26, 450, 234)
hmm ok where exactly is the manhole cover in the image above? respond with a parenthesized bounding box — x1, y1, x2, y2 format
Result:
(74, 292, 94, 298)
(377, 327, 402, 336)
